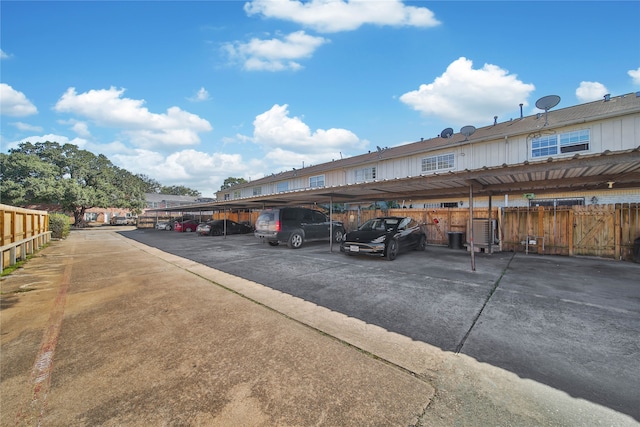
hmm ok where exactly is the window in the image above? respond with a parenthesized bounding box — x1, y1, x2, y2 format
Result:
(441, 202, 459, 208)
(421, 153, 455, 172)
(309, 175, 325, 188)
(423, 202, 460, 208)
(224, 193, 230, 200)
(252, 187, 262, 196)
(277, 182, 289, 193)
(312, 211, 327, 223)
(233, 190, 241, 199)
(560, 130, 590, 153)
(531, 129, 590, 158)
(530, 197, 584, 207)
(355, 167, 376, 182)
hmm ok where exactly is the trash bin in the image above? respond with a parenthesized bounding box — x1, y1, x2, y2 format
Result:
(633, 237, 640, 263)
(447, 232, 464, 249)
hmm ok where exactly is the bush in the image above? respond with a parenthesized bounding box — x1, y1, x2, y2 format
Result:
(49, 213, 71, 239)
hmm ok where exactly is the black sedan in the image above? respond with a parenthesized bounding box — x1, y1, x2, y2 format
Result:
(340, 216, 426, 261)
(196, 219, 253, 236)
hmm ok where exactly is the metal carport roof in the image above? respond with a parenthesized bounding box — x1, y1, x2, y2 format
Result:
(149, 148, 640, 213)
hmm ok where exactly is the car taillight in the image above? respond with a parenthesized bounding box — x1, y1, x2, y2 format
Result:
(275, 220, 281, 232)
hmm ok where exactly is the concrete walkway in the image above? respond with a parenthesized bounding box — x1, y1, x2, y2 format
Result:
(1, 228, 638, 426)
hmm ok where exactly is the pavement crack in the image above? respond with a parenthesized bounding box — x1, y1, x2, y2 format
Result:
(454, 252, 517, 354)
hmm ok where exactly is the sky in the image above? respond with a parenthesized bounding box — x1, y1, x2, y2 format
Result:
(1, 1, 639, 197)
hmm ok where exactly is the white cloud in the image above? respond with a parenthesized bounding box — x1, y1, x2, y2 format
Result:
(53, 87, 212, 149)
(0, 83, 38, 117)
(188, 87, 210, 102)
(628, 67, 640, 85)
(224, 31, 328, 71)
(575, 81, 609, 103)
(0, 49, 11, 59)
(11, 122, 43, 132)
(399, 57, 535, 125)
(244, 0, 440, 33)
(58, 119, 92, 138)
(251, 104, 366, 169)
(111, 148, 253, 196)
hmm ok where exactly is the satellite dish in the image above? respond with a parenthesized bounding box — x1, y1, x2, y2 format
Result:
(440, 128, 454, 138)
(535, 95, 560, 126)
(460, 125, 476, 141)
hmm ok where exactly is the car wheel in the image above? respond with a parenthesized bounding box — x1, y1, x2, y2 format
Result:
(333, 228, 344, 243)
(268, 241, 279, 246)
(288, 232, 304, 249)
(212, 228, 222, 236)
(165, 225, 171, 231)
(386, 239, 399, 261)
(416, 235, 426, 251)
(186, 228, 193, 232)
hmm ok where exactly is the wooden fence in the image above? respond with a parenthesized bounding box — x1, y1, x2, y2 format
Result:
(500, 204, 640, 260)
(138, 203, 640, 261)
(1, 204, 51, 271)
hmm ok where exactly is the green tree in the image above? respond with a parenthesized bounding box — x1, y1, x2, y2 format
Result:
(159, 185, 201, 197)
(220, 177, 248, 191)
(1, 141, 147, 227)
(137, 174, 162, 194)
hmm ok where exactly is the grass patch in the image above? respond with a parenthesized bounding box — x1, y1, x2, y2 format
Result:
(1, 260, 27, 277)
(0, 244, 47, 277)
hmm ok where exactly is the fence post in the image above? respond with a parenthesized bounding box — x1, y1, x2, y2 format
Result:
(614, 204, 621, 260)
(568, 209, 575, 256)
(537, 206, 544, 254)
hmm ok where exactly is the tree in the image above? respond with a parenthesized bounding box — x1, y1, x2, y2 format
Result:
(159, 185, 201, 197)
(137, 174, 162, 194)
(220, 177, 248, 191)
(1, 141, 147, 227)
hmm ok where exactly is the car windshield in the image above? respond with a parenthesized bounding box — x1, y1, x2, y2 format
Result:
(359, 218, 399, 232)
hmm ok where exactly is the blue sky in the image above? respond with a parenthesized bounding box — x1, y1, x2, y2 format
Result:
(2, 1, 639, 197)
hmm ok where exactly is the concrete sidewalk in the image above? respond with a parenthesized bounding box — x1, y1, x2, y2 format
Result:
(1, 228, 637, 426)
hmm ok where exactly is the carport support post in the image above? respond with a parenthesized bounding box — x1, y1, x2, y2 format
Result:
(488, 192, 493, 255)
(469, 185, 476, 271)
(223, 208, 227, 238)
(329, 196, 334, 252)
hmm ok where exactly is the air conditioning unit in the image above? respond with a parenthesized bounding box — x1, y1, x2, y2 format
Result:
(471, 219, 499, 252)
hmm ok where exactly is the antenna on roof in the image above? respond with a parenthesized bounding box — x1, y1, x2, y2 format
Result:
(535, 95, 560, 126)
(440, 127, 454, 139)
(460, 125, 476, 141)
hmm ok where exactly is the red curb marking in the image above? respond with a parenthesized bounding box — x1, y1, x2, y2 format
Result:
(15, 262, 72, 426)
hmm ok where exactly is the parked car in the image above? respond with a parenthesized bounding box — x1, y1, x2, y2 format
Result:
(196, 219, 253, 236)
(156, 217, 192, 231)
(110, 214, 137, 225)
(340, 216, 426, 261)
(174, 219, 199, 232)
(254, 207, 345, 249)
(156, 220, 173, 230)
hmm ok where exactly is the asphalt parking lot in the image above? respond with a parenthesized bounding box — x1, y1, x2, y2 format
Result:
(123, 228, 640, 422)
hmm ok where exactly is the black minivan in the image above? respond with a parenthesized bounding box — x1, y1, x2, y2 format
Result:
(254, 207, 345, 249)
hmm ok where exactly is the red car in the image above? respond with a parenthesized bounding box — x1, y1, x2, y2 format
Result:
(173, 219, 199, 232)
